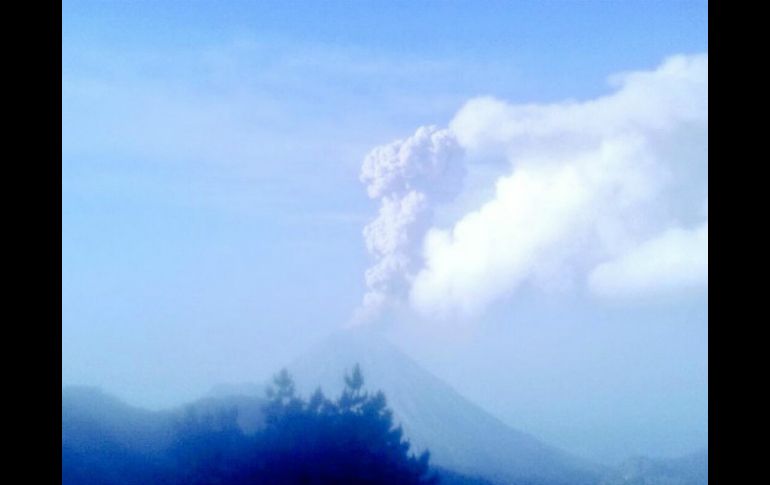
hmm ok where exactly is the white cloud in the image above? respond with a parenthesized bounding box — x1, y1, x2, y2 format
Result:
(588, 222, 708, 298)
(406, 53, 707, 318)
(451, 54, 707, 155)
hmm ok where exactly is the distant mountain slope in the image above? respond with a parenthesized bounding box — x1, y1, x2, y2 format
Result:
(280, 329, 605, 485)
(599, 450, 707, 485)
(436, 467, 500, 485)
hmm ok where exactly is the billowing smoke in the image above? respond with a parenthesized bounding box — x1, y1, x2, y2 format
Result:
(354, 126, 464, 323)
(355, 53, 707, 323)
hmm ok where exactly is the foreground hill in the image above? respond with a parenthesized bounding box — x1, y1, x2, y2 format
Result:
(63, 386, 491, 484)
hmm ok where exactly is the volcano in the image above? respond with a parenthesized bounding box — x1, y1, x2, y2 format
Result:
(274, 328, 605, 485)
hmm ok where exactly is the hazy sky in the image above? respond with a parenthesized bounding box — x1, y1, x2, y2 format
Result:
(62, 0, 708, 466)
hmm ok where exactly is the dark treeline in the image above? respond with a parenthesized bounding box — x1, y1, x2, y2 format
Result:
(63, 365, 439, 485)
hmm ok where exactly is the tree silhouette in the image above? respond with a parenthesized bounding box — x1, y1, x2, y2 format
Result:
(251, 364, 438, 485)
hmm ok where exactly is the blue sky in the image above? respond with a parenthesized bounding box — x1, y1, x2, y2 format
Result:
(62, 0, 708, 466)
